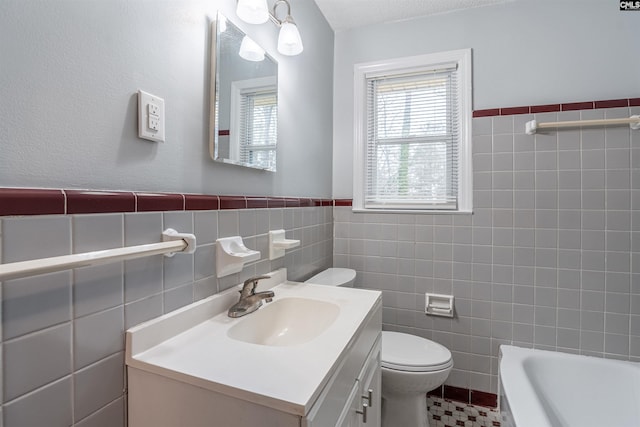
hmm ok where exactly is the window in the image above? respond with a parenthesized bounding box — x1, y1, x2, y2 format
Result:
(353, 49, 472, 213)
(230, 77, 278, 171)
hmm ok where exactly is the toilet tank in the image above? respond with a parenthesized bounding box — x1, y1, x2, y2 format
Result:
(305, 268, 356, 287)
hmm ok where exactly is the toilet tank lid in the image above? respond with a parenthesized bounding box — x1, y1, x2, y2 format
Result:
(381, 331, 452, 372)
(305, 268, 356, 286)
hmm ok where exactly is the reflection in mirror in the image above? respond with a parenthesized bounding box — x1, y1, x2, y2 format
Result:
(210, 13, 278, 172)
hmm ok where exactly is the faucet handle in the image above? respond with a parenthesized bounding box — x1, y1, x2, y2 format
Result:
(241, 275, 271, 296)
(243, 275, 271, 287)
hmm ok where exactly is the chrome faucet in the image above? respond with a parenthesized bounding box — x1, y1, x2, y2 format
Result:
(227, 275, 275, 318)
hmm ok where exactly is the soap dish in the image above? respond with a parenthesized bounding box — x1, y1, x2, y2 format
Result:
(216, 236, 261, 278)
(268, 229, 300, 260)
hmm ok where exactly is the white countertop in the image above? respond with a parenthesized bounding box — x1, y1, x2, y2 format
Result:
(125, 269, 381, 416)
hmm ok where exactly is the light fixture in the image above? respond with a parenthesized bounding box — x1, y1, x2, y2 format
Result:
(238, 35, 266, 61)
(236, 0, 269, 24)
(235, 0, 304, 56)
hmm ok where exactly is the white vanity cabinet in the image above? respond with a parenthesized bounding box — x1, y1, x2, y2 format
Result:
(126, 271, 382, 427)
(333, 345, 381, 427)
(303, 329, 381, 427)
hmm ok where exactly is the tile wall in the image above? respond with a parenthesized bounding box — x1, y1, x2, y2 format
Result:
(334, 104, 640, 394)
(0, 205, 332, 426)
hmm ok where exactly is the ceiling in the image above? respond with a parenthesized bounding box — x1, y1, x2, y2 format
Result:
(312, 0, 509, 31)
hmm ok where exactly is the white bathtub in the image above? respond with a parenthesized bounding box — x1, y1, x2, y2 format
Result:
(499, 345, 640, 427)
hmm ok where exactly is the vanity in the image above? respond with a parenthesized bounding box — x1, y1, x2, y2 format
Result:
(125, 268, 382, 427)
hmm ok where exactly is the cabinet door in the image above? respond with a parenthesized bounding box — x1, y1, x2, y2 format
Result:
(335, 381, 361, 427)
(358, 348, 381, 427)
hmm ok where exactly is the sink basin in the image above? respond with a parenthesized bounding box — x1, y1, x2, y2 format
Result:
(227, 297, 340, 346)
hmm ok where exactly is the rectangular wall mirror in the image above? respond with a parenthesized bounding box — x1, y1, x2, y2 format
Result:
(209, 13, 278, 172)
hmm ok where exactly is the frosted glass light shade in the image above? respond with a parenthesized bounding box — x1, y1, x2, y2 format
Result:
(236, 0, 269, 24)
(239, 36, 265, 62)
(277, 21, 303, 56)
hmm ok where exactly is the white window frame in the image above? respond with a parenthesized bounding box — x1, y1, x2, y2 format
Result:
(352, 49, 473, 213)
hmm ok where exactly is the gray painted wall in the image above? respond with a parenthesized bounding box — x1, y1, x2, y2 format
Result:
(333, 0, 640, 198)
(0, 0, 334, 198)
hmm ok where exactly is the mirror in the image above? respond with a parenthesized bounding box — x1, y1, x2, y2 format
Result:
(209, 13, 278, 172)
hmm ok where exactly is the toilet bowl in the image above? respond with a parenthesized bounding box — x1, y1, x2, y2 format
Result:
(306, 268, 453, 427)
(381, 331, 452, 427)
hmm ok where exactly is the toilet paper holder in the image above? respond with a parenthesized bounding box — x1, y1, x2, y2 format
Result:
(425, 293, 454, 318)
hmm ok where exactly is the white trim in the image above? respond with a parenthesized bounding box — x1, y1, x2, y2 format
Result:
(352, 49, 473, 213)
(351, 208, 472, 215)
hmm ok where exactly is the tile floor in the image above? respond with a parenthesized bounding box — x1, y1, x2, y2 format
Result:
(427, 396, 502, 427)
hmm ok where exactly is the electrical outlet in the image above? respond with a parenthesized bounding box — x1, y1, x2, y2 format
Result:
(148, 102, 159, 116)
(148, 114, 160, 131)
(138, 90, 165, 142)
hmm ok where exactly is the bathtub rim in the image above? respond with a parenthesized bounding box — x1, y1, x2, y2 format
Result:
(499, 344, 640, 427)
(499, 345, 555, 427)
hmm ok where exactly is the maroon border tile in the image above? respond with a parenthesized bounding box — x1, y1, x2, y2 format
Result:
(0, 188, 65, 216)
(284, 198, 300, 208)
(184, 194, 219, 210)
(136, 193, 184, 212)
(595, 99, 628, 109)
(500, 106, 529, 115)
(472, 109, 500, 118)
(267, 197, 286, 208)
(218, 129, 230, 136)
(482, 96, 640, 118)
(530, 104, 561, 113)
(470, 389, 498, 408)
(443, 385, 470, 404)
(246, 197, 269, 208)
(334, 199, 353, 207)
(427, 385, 443, 398)
(561, 101, 593, 111)
(219, 196, 247, 210)
(66, 190, 135, 214)
(0, 188, 354, 215)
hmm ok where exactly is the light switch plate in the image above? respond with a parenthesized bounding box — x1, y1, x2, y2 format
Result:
(138, 90, 165, 142)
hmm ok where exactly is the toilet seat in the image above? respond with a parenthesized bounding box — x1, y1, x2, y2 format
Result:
(381, 331, 453, 373)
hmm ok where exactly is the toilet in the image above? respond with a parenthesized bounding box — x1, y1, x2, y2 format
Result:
(305, 267, 357, 288)
(305, 268, 453, 427)
(380, 331, 452, 427)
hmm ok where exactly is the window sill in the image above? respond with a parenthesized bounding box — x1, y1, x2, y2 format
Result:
(350, 208, 473, 215)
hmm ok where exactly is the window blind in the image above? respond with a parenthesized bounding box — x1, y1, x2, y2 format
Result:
(239, 89, 277, 170)
(365, 64, 459, 210)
